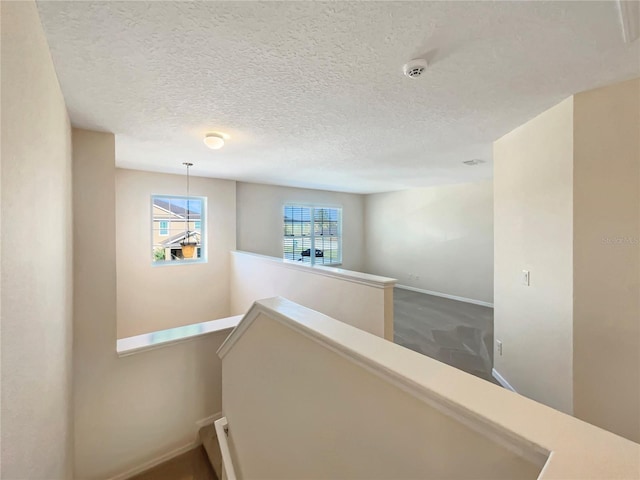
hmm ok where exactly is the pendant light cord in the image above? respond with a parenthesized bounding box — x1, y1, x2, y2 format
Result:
(183, 162, 193, 242)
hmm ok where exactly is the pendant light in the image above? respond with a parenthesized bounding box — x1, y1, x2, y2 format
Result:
(180, 162, 198, 259)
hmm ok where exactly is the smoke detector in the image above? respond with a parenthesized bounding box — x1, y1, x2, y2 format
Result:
(403, 59, 428, 79)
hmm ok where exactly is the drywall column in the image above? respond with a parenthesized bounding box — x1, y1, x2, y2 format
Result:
(72, 129, 119, 477)
(573, 78, 640, 442)
(493, 98, 575, 414)
(1, 1, 74, 477)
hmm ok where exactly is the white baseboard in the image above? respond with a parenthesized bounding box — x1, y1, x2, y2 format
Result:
(196, 411, 223, 429)
(106, 411, 223, 480)
(106, 441, 199, 480)
(396, 284, 494, 308)
(492, 368, 517, 392)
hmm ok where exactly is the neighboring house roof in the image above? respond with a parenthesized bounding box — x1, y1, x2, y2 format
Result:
(160, 230, 200, 247)
(153, 198, 201, 220)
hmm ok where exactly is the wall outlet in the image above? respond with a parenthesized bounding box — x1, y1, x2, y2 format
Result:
(521, 270, 530, 286)
(496, 340, 503, 356)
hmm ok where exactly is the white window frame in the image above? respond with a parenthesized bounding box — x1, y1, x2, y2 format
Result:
(151, 194, 207, 266)
(283, 204, 342, 266)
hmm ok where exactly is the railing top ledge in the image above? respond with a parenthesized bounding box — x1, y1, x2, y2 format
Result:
(232, 250, 397, 289)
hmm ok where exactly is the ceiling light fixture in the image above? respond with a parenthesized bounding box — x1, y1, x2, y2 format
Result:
(204, 133, 225, 150)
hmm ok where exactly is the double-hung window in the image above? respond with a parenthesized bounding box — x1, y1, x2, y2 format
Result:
(283, 205, 342, 265)
(152, 195, 206, 264)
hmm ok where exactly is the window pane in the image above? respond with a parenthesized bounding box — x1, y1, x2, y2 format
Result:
(283, 237, 311, 263)
(284, 205, 311, 238)
(315, 236, 340, 264)
(152, 195, 205, 264)
(314, 208, 339, 236)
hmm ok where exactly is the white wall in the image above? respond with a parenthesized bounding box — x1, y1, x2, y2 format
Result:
(364, 181, 494, 304)
(1, 2, 74, 477)
(236, 182, 366, 271)
(116, 169, 236, 338)
(572, 78, 640, 442)
(230, 251, 395, 339)
(494, 98, 575, 414)
(74, 130, 228, 479)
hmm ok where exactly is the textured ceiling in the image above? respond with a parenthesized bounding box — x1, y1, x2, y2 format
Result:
(37, 1, 639, 193)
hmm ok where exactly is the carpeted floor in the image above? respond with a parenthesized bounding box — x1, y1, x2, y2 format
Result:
(393, 288, 498, 384)
(130, 446, 217, 480)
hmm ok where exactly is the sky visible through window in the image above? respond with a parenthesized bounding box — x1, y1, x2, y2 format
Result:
(161, 197, 202, 214)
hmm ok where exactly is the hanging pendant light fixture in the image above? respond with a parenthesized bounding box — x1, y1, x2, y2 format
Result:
(180, 162, 198, 259)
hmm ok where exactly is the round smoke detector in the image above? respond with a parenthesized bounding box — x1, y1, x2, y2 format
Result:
(403, 59, 428, 79)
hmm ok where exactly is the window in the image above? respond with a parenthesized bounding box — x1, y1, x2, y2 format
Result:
(283, 205, 341, 265)
(152, 195, 205, 264)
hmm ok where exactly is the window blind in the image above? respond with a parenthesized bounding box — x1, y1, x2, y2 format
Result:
(283, 205, 342, 265)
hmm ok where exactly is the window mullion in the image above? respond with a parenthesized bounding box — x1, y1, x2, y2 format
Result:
(310, 207, 315, 266)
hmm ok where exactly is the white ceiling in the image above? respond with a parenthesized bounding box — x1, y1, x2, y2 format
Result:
(37, 1, 639, 194)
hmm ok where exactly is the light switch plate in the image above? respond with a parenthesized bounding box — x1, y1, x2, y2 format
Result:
(522, 270, 530, 286)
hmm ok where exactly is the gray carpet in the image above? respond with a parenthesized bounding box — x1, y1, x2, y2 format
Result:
(393, 288, 498, 384)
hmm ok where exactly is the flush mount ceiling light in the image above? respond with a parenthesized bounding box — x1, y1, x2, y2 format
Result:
(203, 133, 225, 150)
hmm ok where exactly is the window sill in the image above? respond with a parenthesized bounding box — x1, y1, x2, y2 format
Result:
(151, 258, 208, 267)
(116, 315, 242, 357)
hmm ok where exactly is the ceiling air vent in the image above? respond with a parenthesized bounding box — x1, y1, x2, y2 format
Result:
(463, 159, 486, 166)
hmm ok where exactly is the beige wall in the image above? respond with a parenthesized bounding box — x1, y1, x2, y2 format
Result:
(364, 181, 494, 304)
(74, 130, 228, 479)
(116, 169, 236, 338)
(236, 182, 366, 271)
(494, 97, 575, 414)
(222, 312, 542, 479)
(573, 78, 640, 442)
(1, 2, 74, 477)
(495, 79, 640, 441)
(230, 251, 395, 339)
